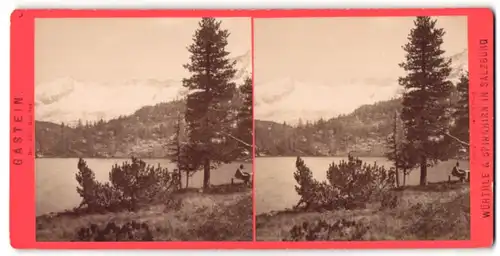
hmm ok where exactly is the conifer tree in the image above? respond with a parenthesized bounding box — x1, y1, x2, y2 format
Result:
(182, 18, 238, 189)
(398, 16, 454, 185)
(75, 158, 99, 211)
(293, 156, 318, 210)
(58, 122, 68, 156)
(167, 111, 185, 190)
(385, 110, 418, 187)
(297, 118, 304, 128)
(385, 111, 401, 187)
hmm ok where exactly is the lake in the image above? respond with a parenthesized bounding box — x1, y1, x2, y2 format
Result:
(36, 158, 251, 216)
(255, 157, 469, 214)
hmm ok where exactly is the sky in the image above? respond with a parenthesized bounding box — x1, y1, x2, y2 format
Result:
(254, 16, 468, 85)
(35, 17, 251, 85)
(34, 16, 468, 124)
(253, 16, 468, 123)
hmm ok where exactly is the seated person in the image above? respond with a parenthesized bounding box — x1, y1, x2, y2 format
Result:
(451, 162, 467, 182)
(235, 164, 251, 185)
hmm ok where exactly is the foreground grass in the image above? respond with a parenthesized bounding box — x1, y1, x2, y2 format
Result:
(256, 182, 470, 241)
(37, 186, 252, 241)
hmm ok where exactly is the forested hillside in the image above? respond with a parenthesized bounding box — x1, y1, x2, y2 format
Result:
(35, 100, 185, 158)
(36, 85, 250, 159)
(255, 98, 402, 157)
(255, 83, 463, 157)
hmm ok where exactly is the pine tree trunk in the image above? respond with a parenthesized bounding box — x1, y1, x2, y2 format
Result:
(203, 158, 211, 190)
(130, 189, 137, 212)
(419, 156, 427, 186)
(403, 169, 407, 187)
(185, 171, 190, 189)
(393, 111, 400, 188)
(395, 167, 400, 188)
(177, 169, 182, 190)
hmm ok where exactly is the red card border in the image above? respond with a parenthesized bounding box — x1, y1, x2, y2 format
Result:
(10, 8, 494, 249)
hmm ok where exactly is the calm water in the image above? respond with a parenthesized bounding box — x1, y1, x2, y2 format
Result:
(36, 158, 251, 216)
(255, 157, 469, 214)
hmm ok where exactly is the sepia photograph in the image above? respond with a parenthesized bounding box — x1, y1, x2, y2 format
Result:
(34, 17, 253, 241)
(254, 16, 470, 241)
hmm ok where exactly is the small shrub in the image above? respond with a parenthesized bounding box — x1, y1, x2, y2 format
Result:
(326, 155, 396, 208)
(75, 158, 104, 212)
(380, 192, 399, 210)
(74, 220, 154, 241)
(293, 155, 396, 211)
(404, 192, 470, 240)
(94, 182, 123, 212)
(75, 157, 178, 214)
(293, 157, 322, 210)
(109, 157, 174, 211)
(283, 218, 370, 241)
(299, 181, 344, 211)
(163, 197, 183, 212)
(192, 195, 252, 241)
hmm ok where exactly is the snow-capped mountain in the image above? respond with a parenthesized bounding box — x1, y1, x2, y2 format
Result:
(232, 50, 251, 82)
(448, 49, 469, 81)
(35, 51, 251, 125)
(255, 49, 468, 124)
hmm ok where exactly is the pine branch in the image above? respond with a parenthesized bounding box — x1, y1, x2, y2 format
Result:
(220, 131, 253, 149)
(444, 132, 470, 147)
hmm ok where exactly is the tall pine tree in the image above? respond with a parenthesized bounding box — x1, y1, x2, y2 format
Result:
(385, 111, 401, 187)
(398, 16, 454, 186)
(182, 18, 238, 190)
(167, 110, 185, 190)
(385, 110, 418, 187)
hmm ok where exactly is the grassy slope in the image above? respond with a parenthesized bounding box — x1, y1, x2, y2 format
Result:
(37, 189, 252, 241)
(256, 183, 470, 241)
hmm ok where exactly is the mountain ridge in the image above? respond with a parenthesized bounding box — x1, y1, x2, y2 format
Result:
(255, 98, 403, 157)
(35, 50, 251, 126)
(35, 82, 252, 159)
(255, 49, 468, 125)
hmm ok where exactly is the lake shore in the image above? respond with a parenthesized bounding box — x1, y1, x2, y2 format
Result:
(256, 182, 470, 241)
(36, 184, 253, 241)
(36, 158, 252, 216)
(254, 157, 468, 215)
